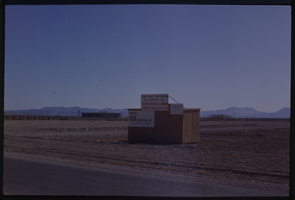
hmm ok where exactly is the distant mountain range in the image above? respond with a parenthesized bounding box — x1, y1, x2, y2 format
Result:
(200, 107, 290, 118)
(4, 106, 290, 118)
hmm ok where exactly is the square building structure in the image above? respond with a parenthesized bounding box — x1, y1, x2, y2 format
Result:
(128, 105, 200, 144)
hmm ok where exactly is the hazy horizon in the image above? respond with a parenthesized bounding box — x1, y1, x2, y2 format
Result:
(4, 105, 290, 113)
(4, 5, 291, 113)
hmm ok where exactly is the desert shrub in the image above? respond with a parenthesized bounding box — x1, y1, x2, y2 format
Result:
(210, 114, 233, 120)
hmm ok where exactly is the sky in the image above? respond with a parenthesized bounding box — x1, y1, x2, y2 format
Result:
(4, 5, 291, 112)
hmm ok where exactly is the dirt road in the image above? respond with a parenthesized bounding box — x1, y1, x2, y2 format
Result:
(3, 119, 290, 196)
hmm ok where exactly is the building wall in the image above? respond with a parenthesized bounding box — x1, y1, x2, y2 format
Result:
(128, 107, 200, 144)
(127, 109, 172, 143)
(182, 109, 200, 143)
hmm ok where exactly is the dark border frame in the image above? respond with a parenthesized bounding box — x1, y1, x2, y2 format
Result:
(0, 0, 293, 198)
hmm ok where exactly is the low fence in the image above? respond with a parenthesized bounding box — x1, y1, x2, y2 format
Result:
(4, 115, 68, 120)
(4, 115, 128, 121)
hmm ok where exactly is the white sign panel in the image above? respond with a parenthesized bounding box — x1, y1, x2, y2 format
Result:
(128, 110, 155, 127)
(170, 103, 183, 115)
(141, 94, 169, 111)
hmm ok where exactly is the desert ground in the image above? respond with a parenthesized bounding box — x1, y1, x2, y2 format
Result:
(3, 118, 290, 195)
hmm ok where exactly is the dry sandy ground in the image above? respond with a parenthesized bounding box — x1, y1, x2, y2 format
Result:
(4, 119, 290, 195)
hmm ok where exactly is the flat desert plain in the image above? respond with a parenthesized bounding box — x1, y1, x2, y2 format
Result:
(4, 119, 290, 194)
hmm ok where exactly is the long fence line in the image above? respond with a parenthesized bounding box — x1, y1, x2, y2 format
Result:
(4, 115, 128, 121)
(4, 115, 68, 120)
(4, 115, 287, 121)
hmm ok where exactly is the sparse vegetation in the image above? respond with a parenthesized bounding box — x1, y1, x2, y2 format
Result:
(200, 117, 289, 121)
(4, 119, 290, 193)
(210, 114, 234, 120)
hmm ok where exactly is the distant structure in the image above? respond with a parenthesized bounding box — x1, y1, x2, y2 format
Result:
(81, 112, 121, 118)
(128, 94, 201, 144)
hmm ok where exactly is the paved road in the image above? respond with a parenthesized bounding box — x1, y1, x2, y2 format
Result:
(3, 157, 282, 196)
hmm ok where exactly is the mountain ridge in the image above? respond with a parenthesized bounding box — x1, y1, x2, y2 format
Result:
(200, 107, 290, 118)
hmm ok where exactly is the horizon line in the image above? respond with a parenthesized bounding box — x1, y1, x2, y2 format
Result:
(3, 106, 290, 113)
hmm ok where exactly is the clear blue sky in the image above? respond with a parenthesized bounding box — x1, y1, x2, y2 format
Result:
(4, 5, 291, 112)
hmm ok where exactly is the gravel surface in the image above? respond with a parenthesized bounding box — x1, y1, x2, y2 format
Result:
(4, 119, 290, 196)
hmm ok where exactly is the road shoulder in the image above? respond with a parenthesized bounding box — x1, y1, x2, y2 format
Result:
(4, 152, 288, 196)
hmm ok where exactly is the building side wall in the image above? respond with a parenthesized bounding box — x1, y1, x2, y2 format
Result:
(182, 109, 200, 143)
